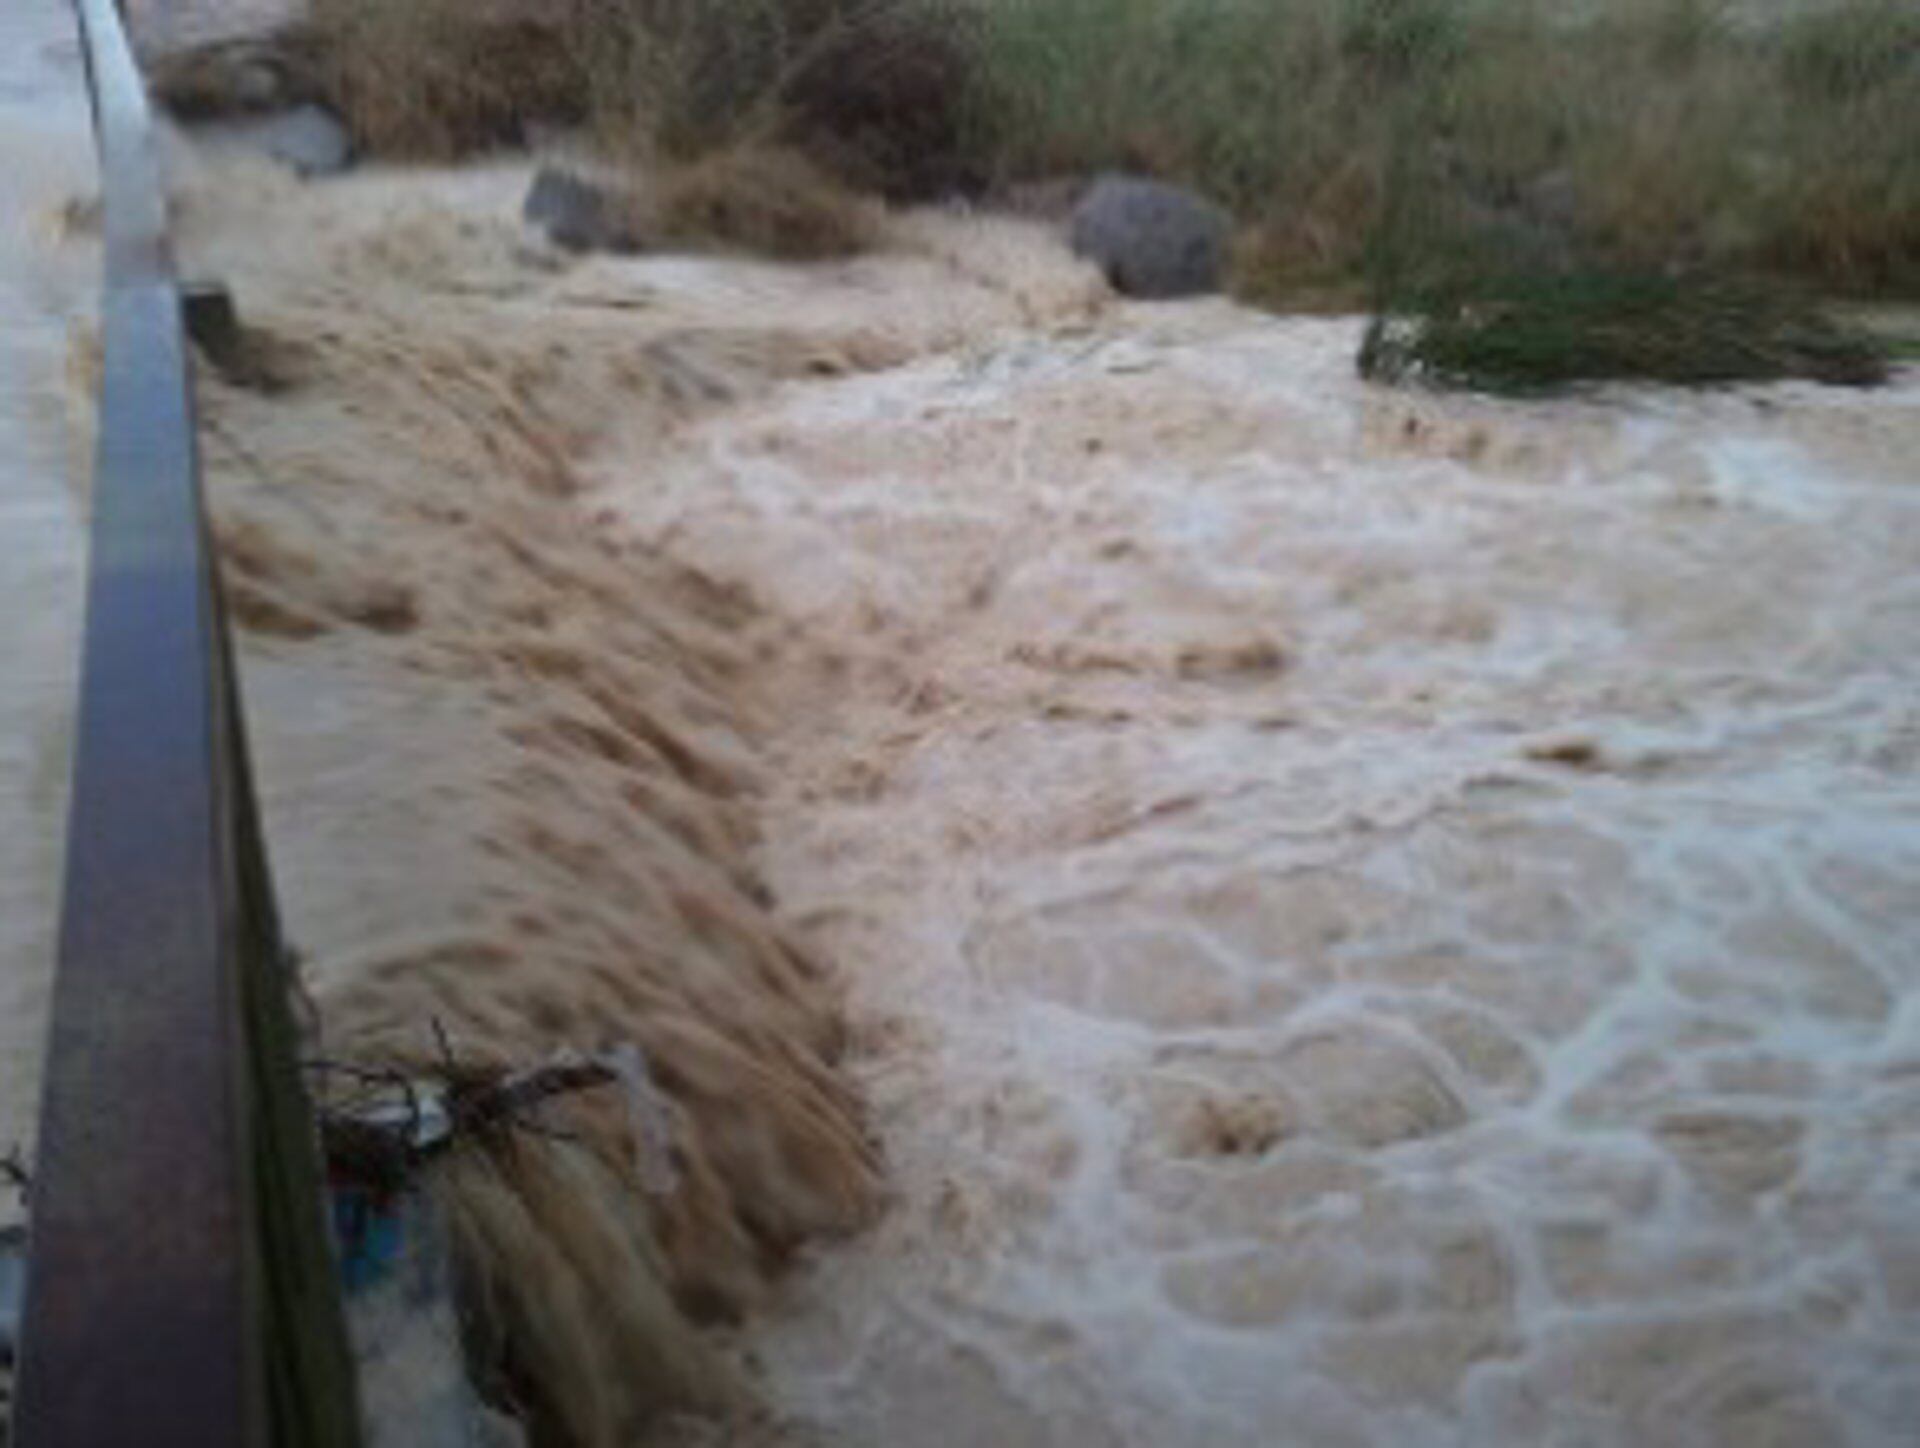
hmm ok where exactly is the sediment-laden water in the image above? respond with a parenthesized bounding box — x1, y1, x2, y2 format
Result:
(20, 126, 1920, 1445)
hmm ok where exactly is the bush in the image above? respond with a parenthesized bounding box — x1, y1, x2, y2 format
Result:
(654, 146, 881, 258)
(782, 3, 981, 199)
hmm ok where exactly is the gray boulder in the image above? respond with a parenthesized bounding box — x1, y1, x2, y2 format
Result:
(522, 167, 648, 254)
(1070, 174, 1232, 300)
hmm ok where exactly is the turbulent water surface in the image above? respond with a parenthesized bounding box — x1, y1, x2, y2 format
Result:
(624, 268, 1920, 1447)
(692, 313, 1920, 1448)
(14, 98, 1920, 1444)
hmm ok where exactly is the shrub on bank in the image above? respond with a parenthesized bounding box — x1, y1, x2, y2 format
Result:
(654, 146, 882, 258)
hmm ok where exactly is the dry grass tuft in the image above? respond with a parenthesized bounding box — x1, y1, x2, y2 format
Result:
(1227, 154, 1384, 314)
(311, 0, 585, 158)
(309, 0, 976, 199)
(654, 147, 882, 260)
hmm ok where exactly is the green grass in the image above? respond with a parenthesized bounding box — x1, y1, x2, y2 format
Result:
(963, 0, 1920, 305)
(1360, 270, 1891, 394)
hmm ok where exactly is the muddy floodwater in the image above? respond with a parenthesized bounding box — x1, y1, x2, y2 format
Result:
(697, 318, 1920, 1447)
(19, 115, 1920, 1445)
(629, 284, 1920, 1446)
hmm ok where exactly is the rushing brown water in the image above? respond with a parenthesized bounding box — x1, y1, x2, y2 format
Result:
(678, 317, 1920, 1447)
(54, 129, 1920, 1445)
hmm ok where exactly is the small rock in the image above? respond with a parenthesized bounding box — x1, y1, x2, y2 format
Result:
(1069, 174, 1232, 300)
(258, 104, 353, 175)
(522, 167, 649, 254)
(201, 103, 353, 177)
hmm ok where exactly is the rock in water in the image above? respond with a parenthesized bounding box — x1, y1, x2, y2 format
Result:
(522, 167, 648, 255)
(206, 103, 354, 177)
(1070, 175, 1232, 300)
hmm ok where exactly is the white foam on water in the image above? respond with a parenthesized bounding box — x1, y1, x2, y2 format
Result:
(608, 297, 1920, 1446)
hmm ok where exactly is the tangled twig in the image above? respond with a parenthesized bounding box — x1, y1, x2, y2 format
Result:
(0, 1146, 27, 1204)
(308, 1021, 628, 1196)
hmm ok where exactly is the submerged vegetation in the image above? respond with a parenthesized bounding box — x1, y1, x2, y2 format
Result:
(302, 0, 1919, 381)
(1359, 270, 1892, 392)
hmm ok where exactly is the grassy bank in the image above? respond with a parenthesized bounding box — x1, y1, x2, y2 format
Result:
(304, 0, 1918, 381)
(312, 0, 1920, 295)
(969, 0, 1920, 305)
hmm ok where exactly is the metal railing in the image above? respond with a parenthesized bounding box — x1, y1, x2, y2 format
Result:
(9, 2, 360, 1443)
